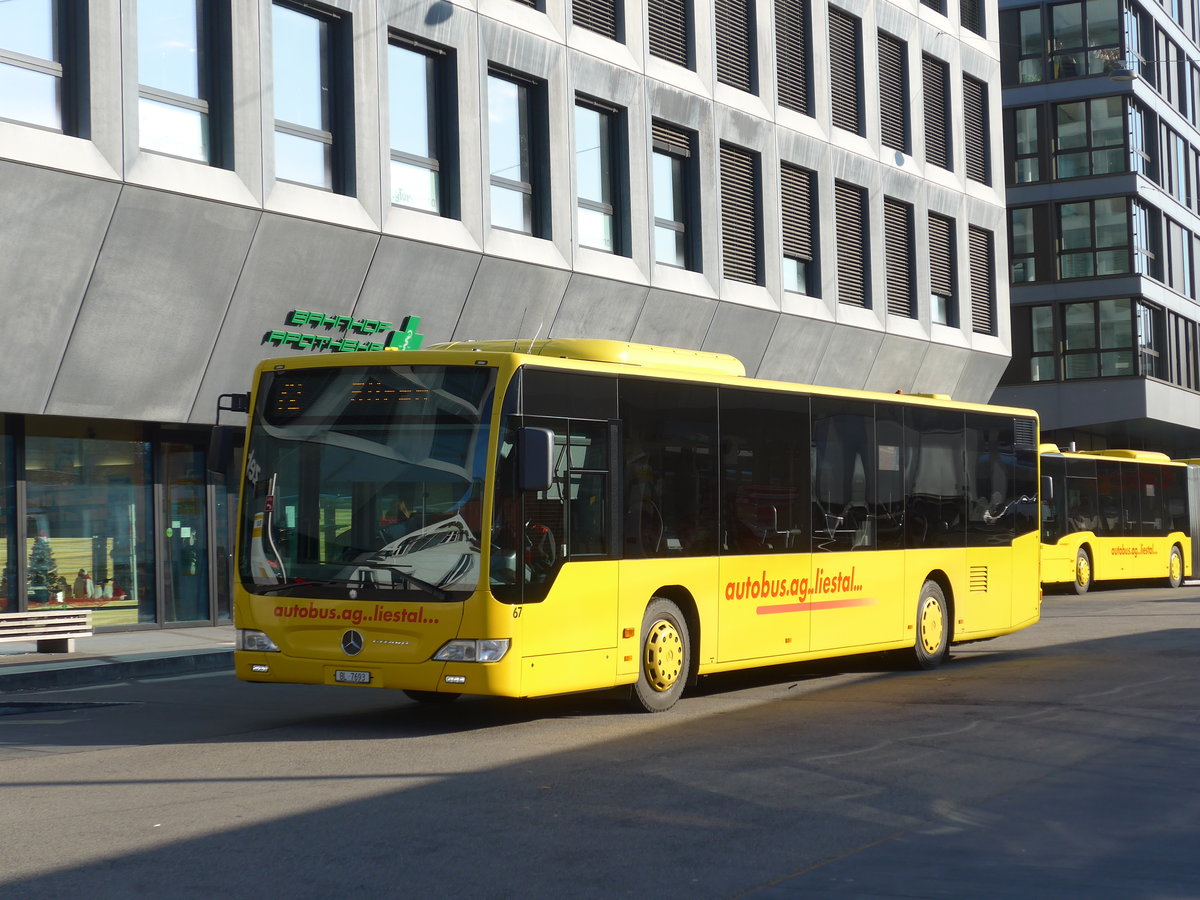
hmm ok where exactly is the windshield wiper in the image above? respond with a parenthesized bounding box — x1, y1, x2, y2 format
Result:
(248, 577, 358, 595)
(353, 562, 451, 602)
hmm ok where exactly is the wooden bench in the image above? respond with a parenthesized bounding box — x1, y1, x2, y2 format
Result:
(0, 609, 94, 653)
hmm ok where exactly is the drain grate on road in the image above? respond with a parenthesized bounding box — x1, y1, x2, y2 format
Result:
(0, 701, 138, 717)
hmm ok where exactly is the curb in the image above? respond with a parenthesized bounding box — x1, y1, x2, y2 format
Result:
(0, 649, 234, 693)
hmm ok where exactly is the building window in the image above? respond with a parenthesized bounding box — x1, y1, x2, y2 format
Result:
(576, 97, 625, 253)
(775, 0, 810, 115)
(1058, 197, 1129, 278)
(962, 0, 983, 37)
(1062, 298, 1135, 379)
(1162, 127, 1190, 206)
(929, 213, 955, 325)
(1029, 305, 1057, 381)
(389, 37, 454, 216)
(1010, 205, 1051, 284)
(648, 0, 692, 69)
(1008, 7, 1045, 84)
(963, 75, 989, 184)
(1008, 106, 1042, 184)
(923, 54, 951, 170)
(781, 163, 815, 294)
(1168, 311, 1199, 390)
(653, 121, 697, 269)
(834, 180, 868, 307)
(1166, 218, 1194, 298)
(921, 0, 945, 15)
(138, 0, 227, 165)
(1054, 96, 1124, 179)
(0, 0, 85, 133)
(1129, 101, 1151, 177)
(878, 32, 907, 153)
(884, 197, 915, 318)
(488, 69, 548, 237)
(828, 8, 862, 136)
(720, 142, 761, 284)
(1132, 199, 1157, 277)
(573, 0, 621, 41)
(715, 0, 755, 93)
(1002, 1, 1122, 85)
(969, 225, 995, 335)
(272, 2, 350, 192)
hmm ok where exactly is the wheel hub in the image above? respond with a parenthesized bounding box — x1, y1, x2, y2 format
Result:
(644, 620, 683, 692)
(919, 598, 944, 654)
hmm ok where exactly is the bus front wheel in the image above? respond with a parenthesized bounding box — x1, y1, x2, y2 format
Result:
(912, 581, 949, 669)
(1168, 545, 1184, 589)
(1073, 548, 1092, 595)
(633, 598, 691, 713)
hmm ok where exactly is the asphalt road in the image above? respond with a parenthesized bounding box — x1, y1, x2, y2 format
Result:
(2, 585, 1199, 899)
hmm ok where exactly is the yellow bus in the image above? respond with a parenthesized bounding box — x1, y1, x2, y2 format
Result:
(231, 339, 1042, 711)
(1039, 446, 1191, 594)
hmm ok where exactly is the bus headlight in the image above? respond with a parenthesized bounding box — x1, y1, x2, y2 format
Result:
(433, 639, 511, 663)
(237, 629, 281, 652)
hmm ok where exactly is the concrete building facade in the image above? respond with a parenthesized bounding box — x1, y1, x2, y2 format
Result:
(1, 0, 1009, 627)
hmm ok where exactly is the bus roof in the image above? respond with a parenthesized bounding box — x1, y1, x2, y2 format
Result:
(1041, 445, 1177, 463)
(427, 339, 747, 378)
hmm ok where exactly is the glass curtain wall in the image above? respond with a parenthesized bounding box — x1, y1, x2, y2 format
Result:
(161, 439, 209, 623)
(0, 420, 13, 612)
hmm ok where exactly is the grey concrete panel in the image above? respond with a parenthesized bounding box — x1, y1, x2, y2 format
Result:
(631, 290, 718, 348)
(812, 326, 887, 392)
(0, 165, 120, 414)
(453, 257, 572, 342)
(549, 274, 648, 340)
(700, 303, 780, 377)
(756, 314, 837, 385)
(954, 350, 1011, 405)
(992, 381, 1152, 432)
(862, 334, 930, 396)
(355, 236, 483, 345)
(190, 213, 381, 423)
(911, 343, 972, 399)
(47, 187, 259, 422)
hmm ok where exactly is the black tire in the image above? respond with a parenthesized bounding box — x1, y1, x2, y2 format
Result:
(912, 580, 949, 669)
(1072, 547, 1092, 595)
(403, 689, 461, 704)
(1168, 544, 1184, 589)
(632, 598, 691, 712)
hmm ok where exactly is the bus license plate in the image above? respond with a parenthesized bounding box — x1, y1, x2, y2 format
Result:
(335, 670, 371, 684)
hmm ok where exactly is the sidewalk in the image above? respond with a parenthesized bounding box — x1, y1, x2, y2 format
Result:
(0, 625, 235, 693)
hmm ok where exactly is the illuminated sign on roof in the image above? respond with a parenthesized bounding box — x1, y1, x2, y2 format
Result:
(264, 311, 424, 353)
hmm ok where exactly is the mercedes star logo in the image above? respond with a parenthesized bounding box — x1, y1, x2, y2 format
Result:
(341, 630, 364, 656)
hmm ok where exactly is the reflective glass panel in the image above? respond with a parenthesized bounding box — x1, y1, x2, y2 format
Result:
(578, 206, 614, 252)
(162, 441, 209, 623)
(1098, 298, 1132, 347)
(390, 159, 439, 212)
(491, 183, 531, 233)
(1032, 305, 1054, 352)
(389, 43, 433, 158)
(0, 63, 60, 129)
(0, 426, 11, 612)
(0, 0, 57, 59)
(273, 3, 327, 130)
(1095, 197, 1127, 247)
(275, 130, 332, 188)
(655, 225, 687, 267)
(1059, 202, 1092, 250)
(138, 0, 202, 97)
(25, 420, 156, 625)
(1064, 303, 1097, 349)
(575, 105, 607, 205)
(139, 97, 208, 161)
(1056, 102, 1087, 149)
(488, 75, 527, 185)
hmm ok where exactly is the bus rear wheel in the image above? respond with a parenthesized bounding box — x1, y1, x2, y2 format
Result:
(1168, 545, 1184, 589)
(632, 598, 690, 713)
(912, 581, 949, 669)
(1073, 548, 1092, 595)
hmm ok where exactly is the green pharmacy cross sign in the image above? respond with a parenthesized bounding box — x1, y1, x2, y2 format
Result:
(265, 311, 424, 353)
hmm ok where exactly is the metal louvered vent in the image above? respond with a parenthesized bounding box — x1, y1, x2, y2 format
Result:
(775, 0, 809, 114)
(969, 225, 994, 335)
(963, 75, 988, 184)
(573, 0, 619, 39)
(652, 121, 691, 157)
(510, 0, 537, 7)
(884, 197, 914, 318)
(929, 213, 954, 300)
(715, 0, 754, 92)
(648, 0, 690, 67)
(1014, 417, 1037, 448)
(923, 55, 950, 170)
(961, 0, 982, 36)
(829, 8, 862, 135)
(781, 163, 813, 261)
(921, 0, 945, 13)
(878, 32, 906, 152)
(835, 180, 867, 307)
(721, 143, 760, 284)
(970, 566, 988, 593)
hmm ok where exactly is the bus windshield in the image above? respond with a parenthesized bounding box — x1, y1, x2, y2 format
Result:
(238, 364, 497, 601)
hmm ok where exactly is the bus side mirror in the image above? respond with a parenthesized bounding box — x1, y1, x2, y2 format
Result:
(1041, 475, 1053, 501)
(518, 427, 554, 493)
(208, 425, 244, 477)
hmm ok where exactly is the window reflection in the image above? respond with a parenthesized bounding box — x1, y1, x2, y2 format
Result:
(0, 0, 62, 130)
(0, 426, 12, 612)
(138, 0, 210, 162)
(389, 41, 441, 213)
(575, 102, 616, 252)
(273, 2, 334, 189)
(488, 72, 534, 233)
(24, 419, 156, 625)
